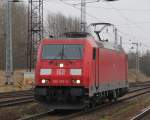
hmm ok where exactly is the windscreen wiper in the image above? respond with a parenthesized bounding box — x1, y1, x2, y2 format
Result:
(53, 52, 62, 60)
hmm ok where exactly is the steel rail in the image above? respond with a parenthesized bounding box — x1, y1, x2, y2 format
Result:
(129, 86, 150, 93)
(131, 84, 150, 88)
(129, 81, 150, 87)
(130, 106, 150, 120)
(18, 110, 54, 120)
(0, 90, 33, 99)
(0, 90, 33, 94)
(0, 96, 35, 108)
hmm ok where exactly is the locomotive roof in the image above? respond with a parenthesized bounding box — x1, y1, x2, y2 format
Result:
(42, 32, 123, 51)
(42, 37, 124, 52)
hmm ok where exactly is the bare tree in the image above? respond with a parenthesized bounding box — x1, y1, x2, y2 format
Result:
(0, 2, 28, 69)
(128, 51, 136, 69)
(12, 3, 28, 69)
(45, 13, 80, 38)
(1, 9, 80, 69)
(140, 50, 150, 76)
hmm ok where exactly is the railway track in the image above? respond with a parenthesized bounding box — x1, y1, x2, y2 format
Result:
(18, 83, 150, 120)
(129, 86, 150, 93)
(0, 90, 35, 108)
(18, 110, 54, 120)
(130, 106, 150, 120)
(129, 81, 150, 87)
(129, 81, 150, 93)
(0, 90, 33, 99)
(0, 96, 35, 108)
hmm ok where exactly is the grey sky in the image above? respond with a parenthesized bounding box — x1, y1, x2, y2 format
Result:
(26, 0, 150, 52)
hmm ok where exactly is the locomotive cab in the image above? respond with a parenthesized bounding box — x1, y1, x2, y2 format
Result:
(34, 36, 92, 109)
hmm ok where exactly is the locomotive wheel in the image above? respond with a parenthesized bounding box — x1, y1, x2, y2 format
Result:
(91, 102, 96, 108)
(84, 104, 90, 111)
(112, 90, 118, 103)
(108, 96, 113, 102)
(113, 97, 118, 103)
(108, 96, 118, 103)
(90, 98, 96, 108)
(108, 90, 118, 102)
(84, 98, 90, 111)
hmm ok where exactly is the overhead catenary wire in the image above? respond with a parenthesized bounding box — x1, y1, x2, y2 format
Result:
(106, 2, 150, 40)
(46, 0, 150, 51)
(57, 1, 150, 30)
(86, 5, 150, 12)
(59, 0, 105, 23)
(118, 22, 150, 25)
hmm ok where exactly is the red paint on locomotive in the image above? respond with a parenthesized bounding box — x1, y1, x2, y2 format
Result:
(34, 36, 128, 109)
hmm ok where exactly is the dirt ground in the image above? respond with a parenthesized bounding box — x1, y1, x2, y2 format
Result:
(0, 103, 48, 120)
(72, 93, 150, 120)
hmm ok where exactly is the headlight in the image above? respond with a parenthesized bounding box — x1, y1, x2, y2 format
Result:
(72, 79, 81, 84)
(70, 69, 82, 75)
(41, 79, 49, 84)
(41, 79, 46, 84)
(59, 63, 64, 68)
(40, 69, 52, 75)
(76, 80, 81, 84)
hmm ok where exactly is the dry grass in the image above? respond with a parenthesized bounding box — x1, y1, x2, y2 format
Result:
(0, 69, 33, 92)
(128, 69, 150, 83)
(0, 71, 4, 83)
(0, 70, 25, 83)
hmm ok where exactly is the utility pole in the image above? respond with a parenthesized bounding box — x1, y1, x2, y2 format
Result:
(81, 0, 86, 32)
(114, 27, 118, 45)
(132, 42, 140, 82)
(120, 36, 122, 48)
(4, 0, 20, 85)
(80, 0, 118, 32)
(5, 0, 13, 85)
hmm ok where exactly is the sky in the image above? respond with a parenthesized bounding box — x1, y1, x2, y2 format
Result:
(27, 0, 150, 52)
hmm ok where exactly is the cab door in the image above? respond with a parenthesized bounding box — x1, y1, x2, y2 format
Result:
(93, 48, 99, 90)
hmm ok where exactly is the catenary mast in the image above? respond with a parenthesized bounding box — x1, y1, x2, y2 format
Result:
(5, 0, 13, 85)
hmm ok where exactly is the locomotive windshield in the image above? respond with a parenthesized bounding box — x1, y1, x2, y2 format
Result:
(42, 44, 83, 60)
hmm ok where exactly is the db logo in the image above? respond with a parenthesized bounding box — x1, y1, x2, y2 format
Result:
(57, 69, 65, 75)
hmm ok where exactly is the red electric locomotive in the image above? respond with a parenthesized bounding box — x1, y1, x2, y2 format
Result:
(34, 23, 128, 109)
